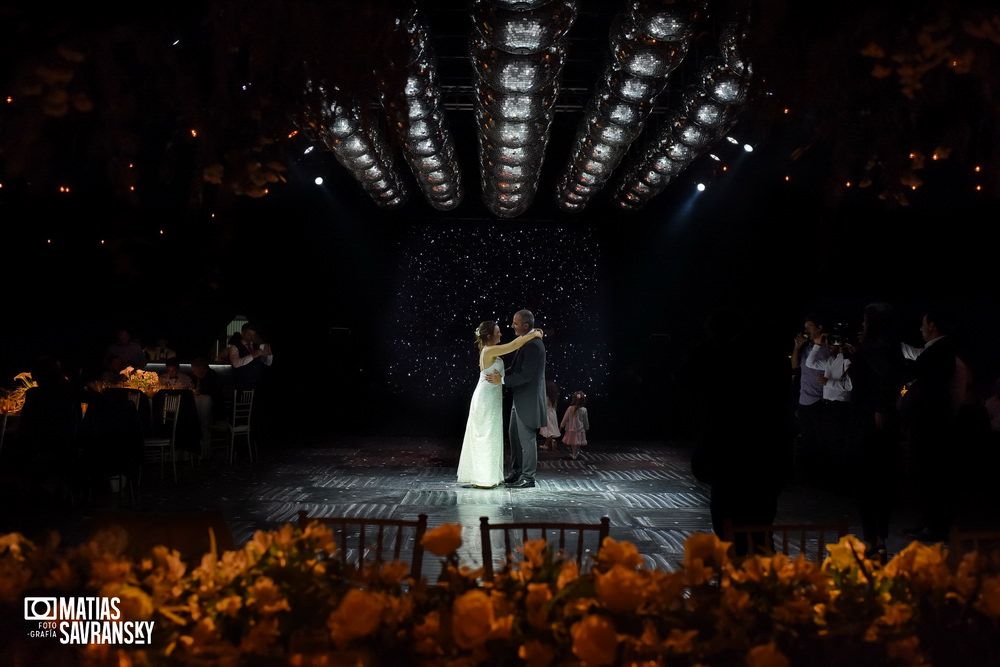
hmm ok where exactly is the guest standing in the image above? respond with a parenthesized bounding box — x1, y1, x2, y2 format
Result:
(846, 302, 903, 558)
(560, 391, 589, 460)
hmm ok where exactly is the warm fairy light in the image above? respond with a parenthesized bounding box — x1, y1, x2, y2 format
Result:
(190, 129, 198, 137)
(974, 165, 981, 172)
(722, 166, 728, 172)
(129, 186, 135, 191)
(129, 163, 134, 169)
(100, 240, 105, 245)
(288, 130, 298, 139)
(59, 186, 70, 193)
(784, 175, 790, 182)
(909, 152, 917, 159)
(159, 229, 165, 235)
(783, 108, 790, 114)
(211, 212, 216, 218)
(845, 181, 852, 187)
(6, 96, 12, 104)
(932, 153, 939, 160)
(976, 185, 982, 191)
(47, 239, 52, 244)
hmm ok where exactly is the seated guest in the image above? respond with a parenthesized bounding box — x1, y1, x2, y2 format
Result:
(106, 328, 147, 369)
(144, 337, 177, 362)
(159, 358, 193, 389)
(190, 357, 224, 419)
(99, 355, 127, 385)
(16, 357, 82, 480)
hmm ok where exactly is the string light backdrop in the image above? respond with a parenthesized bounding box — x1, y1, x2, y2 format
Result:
(385, 225, 609, 402)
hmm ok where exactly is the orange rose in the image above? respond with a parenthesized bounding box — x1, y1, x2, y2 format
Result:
(525, 583, 553, 629)
(684, 532, 730, 571)
(595, 564, 645, 613)
(596, 537, 643, 570)
(421, 524, 463, 557)
(571, 614, 618, 666)
(327, 589, 385, 647)
(452, 590, 496, 649)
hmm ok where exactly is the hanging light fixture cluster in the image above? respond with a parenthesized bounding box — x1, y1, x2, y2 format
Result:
(555, 0, 706, 212)
(472, 0, 578, 218)
(323, 96, 409, 209)
(613, 19, 752, 210)
(384, 6, 464, 211)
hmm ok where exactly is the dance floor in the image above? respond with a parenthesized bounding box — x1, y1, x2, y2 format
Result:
(7, 435, 995, 580)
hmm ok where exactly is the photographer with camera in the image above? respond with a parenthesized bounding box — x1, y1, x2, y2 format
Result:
(805, 324, 855, 483)
(791, 315, 828, 483)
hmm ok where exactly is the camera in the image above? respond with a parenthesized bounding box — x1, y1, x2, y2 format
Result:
(828, 322, 853, 348)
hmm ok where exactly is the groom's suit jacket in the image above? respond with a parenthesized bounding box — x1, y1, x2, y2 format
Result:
(506, 337, 546, 429)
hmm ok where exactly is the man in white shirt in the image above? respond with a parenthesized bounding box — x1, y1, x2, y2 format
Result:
(805, 332, 853, 483)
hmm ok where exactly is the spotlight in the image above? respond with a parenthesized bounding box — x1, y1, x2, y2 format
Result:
(743, 144, 754, 153)
(314, 177, 324, 186)
(696, 182, 706, 191)
(303, 146, 315, 155)
(726, 136, 739, 145)
(708, 154, 721, 161)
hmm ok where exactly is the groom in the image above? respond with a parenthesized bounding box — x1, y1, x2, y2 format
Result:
(487, 309, 546, 488)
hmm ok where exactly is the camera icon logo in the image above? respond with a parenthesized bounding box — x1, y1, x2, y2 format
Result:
(24, 597, 58, 621)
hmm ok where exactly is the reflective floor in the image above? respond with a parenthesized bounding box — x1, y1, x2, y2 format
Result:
(6, 435, 997, 578)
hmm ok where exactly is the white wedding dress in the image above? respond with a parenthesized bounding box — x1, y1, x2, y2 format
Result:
(456, 350, 505, 487)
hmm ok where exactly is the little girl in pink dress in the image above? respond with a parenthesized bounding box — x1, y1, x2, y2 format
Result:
(560, 391, 589, 460)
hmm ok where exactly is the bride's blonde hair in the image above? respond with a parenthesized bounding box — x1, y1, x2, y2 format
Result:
(474, 321, 496, 351)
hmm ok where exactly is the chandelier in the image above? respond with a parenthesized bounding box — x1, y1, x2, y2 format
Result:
(319, 0, 752, 218)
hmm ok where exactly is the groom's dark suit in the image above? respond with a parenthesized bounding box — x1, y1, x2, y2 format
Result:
(505, 335, 546, 483)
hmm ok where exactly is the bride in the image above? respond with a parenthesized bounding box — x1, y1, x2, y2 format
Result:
(457, 320, 543, 488)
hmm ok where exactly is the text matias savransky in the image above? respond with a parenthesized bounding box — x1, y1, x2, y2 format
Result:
(24, 596, 155, 645)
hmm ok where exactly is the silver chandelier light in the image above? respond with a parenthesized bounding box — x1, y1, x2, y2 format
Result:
(323, 96, 409, 209)
(384, 6, 464, 211)
(473, 0, 578, 218)
(555, 0, 706, 212)
(613, 19, 752, 210)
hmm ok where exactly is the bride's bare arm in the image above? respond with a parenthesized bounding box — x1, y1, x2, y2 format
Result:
(483, 329, 543, 373)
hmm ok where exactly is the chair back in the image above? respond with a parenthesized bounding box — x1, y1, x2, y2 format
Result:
(297, 510, 428, 579)
(479, 516, 610, 581)
(232, 389, 254, 427)
(157, 393, 182, 439)
(723, 517, 850, 561)
(124, 390, 142, 410)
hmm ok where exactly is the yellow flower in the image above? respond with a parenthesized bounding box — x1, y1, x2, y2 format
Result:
(377, 560, 411, 586)
(519, 639, 556, 667)
(521, 538, 548, 568)
(452, 590, 499, 649)
(747, 641, 790, 667)
(884, 541, 950, 591)
(421, 523, 462, 557)
(246, 576, 291, 615)
(824, 535, 867, 572)
(684, 532, 730, 570)
(557, 558, 580, 590)
(525, 582, 553, 629)
(328, 589, 385, 647)
(595, 564, 645, 613)
(597, 537, 643, 570)
(214, 595, 244, 618)
(571, 614, 618, 666)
